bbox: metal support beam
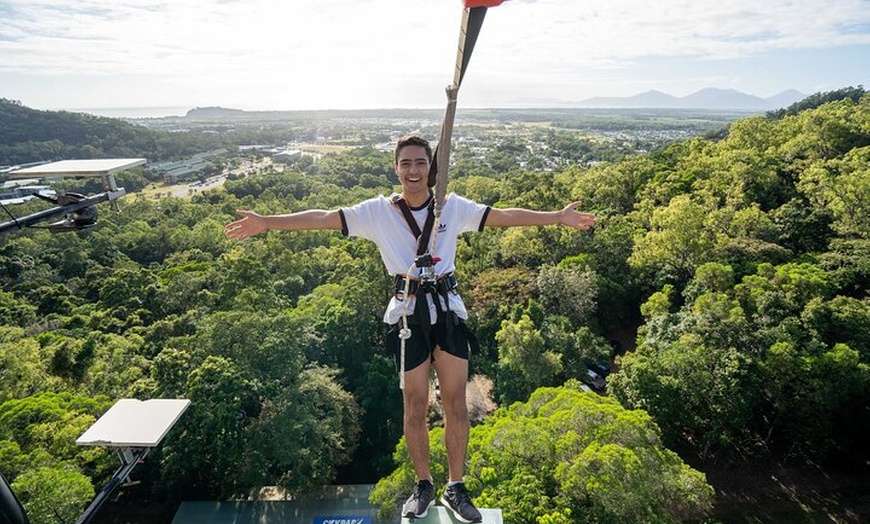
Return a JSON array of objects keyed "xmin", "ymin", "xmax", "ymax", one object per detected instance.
[{"xmin": 74, "ymin": 447, "xmax": 149, "ymax": 524}]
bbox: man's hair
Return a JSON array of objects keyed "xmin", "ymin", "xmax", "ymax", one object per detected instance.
[{"xmin": 394, "ymin": 135, "xmax": 432, "ymax": 165}]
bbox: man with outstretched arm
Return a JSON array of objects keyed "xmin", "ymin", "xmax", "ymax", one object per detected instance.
[{"xmin": 225, "ymin": 135, "xmax": 595, "ymax": 523}]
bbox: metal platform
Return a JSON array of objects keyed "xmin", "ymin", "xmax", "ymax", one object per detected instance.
[
  {"xmin": 6, "ymin": 159, "xmax": 146, "ymax": 179},
  {"xmin": 402, "ymin": 507, "xmax": 502, "ymax": 524}
]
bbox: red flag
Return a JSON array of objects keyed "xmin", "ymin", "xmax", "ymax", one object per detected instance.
[{"xmin": 464, "ymin": 0, "xmax": 507, "ymax": 7}]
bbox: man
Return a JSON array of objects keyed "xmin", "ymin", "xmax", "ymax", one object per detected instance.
[{"xmin": 225, "ymin": 135, "xmax": 595, "ymax": 523}]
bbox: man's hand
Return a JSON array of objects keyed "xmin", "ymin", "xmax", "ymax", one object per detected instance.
[
  {"xmin": 225, "ymin": 210, "xmax": 266, "ymax": 240},
  {"xmin": 560, "ymin": 201, "xmax": 596, "ymax": 230}
]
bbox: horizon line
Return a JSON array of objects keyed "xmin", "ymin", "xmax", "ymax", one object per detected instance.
[{"xmin": 41, "ymin": 86, "xmax": 821, "ymax": 116}]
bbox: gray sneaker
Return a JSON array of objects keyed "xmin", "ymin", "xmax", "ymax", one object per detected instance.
[
  {"xmin": 440, "ymin": 483, "xmax": 482, "ymax": 523},
  {"xmin": 402, "ymin": 479, "xmax": 435, "ymax": 519}
]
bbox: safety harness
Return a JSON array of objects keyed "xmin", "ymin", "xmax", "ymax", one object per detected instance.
[{"xmin": 392, "ymin": 194, "xmax": 459, "ymax": 389}]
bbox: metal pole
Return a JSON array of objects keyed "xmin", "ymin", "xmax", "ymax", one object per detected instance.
[
  {"xmin": 0, "ymin": 190, "xmax": 124, "ymax": 235},
  {"xmin": 74, "ymin": 448, "xmax": 149, "ymax": 524}
]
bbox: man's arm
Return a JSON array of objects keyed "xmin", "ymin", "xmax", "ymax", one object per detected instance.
[
  {"xmin": 484, "ymin": 201, "xmax": 596, "ymax": 230},
  {"xmin": 225, "ymin": 209, "xmax": 342, "ymax": 240}
]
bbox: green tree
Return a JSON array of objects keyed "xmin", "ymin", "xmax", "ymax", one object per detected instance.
[
  {"xmin": 371, "ymin": 383, "xmax": 714, "ymax": 523},
  {"xmin": 0, "ymin": 393, "xmax": 109, "ymax": 460},
  {"xmin": 465, "ymin": 266, "xmax": 538, "ymax": 374},
  {"xmin": 585, "ymin": 215, "xmax": 640, "ymax": 331},
  {"xmin": 614, "ymin": 259, "xmax": 870, "ymax": 461},
  {"xmin": 496, "ymin": 313, "xmax": 561, "ymax": 404},
  {"xmin": 568, "ymin": 157, "xmax": 659, "ymax": 215},
  {"xmin": 799, "ymin": 146, "xmax": 870, "ymax": 237},
  {"xmin": 161, "ymin": 356, "xmax": 260, "ymax": 498},
  {"xmin": 536, "ymin": 264, "xmax": 598, "ymax": 327},
  {"xmin": 11, "ymin": 466, "xmax": 94, "ymax": 524},
  {"xmin": 610, "ymin": 334, "xmax": 755, "ymax": 457},
  {"xmin": 758, "ymin": 341, "xmax": 867, "ymax": 456},
  {"xmin": 0, "ymin": 290, "xmax": 37, "ymax": 327},
  {"xmin": 630, "ymin": 194, "xmax": 716, "ymax": 285},
  {"xmin": 770, "ymin": 197, "xmax": 833, "ymax": 254},
  {"xmin": 193, "ymin": 310, "xmax": 306, "ymax": 386},
  {"xmin": 0, "ymin": 330, "xmax": 58, "ymax": 402},
  {"xmin": 245, "ymin": 366, "xmax": 361, "ymax": 492}
]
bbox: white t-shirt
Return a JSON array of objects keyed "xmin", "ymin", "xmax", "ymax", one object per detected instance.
[{"xmin": 340, "ymin": 192, "xmax": 490, "ymax": 324}]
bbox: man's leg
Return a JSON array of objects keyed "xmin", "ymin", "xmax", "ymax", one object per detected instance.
[
  {"xmin": 433, "ymin": 347, "xmax": 482, "ymax": 523},
  {"xmin": 432, "ymin": 347, "xmax": 469, "ymax": 482},
  {"xmin": 403, "ymin": 359, "xmax": 433, "ymax": 482},
  {"xmin": 401, "ymin": 359, "xmax": 437, "ymax": 518}
]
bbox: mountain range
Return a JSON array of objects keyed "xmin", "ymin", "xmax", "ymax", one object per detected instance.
[{"xmin": 577, "ymin": 88, "xmax": 807, "ymax": 110}]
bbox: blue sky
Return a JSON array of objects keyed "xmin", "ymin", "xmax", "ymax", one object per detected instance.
[{"xmin": 1, "ymin": 0, "xmax": 868, "ymax": 115}]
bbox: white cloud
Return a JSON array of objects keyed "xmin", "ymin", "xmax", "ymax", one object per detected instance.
[
  {"xmin": 455, "ymin": 0, "xmax": 870, "ymax": 101},
  {"xmin": 0, "ymin": 0, "xmax": 868, "ymax": 109},
  {"xmin": 476, "ymin": 0, "xmax": 870, "ymax": 68}
]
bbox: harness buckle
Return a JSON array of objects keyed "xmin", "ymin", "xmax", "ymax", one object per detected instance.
[{"xmin": 395, "ymin": 272, "xmax": 457, "ymax": 297}]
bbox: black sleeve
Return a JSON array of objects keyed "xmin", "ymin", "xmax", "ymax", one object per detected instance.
[
  {"xmin": 478, "ymin": 206, "xmax": 492, "ymax": 231},
  {"xmin": 338, "ymin": 209, "xmax": 349, "ymax": 236}
]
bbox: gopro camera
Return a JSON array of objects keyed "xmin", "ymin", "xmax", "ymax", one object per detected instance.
[{"xmin": 416, "ymin": 253, "xmax": 437, "ymax": 285}]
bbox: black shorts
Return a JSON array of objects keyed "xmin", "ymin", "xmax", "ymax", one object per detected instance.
[{"xmin": 386, "ymin": 313, "xmax": 476, "ymax": 372}]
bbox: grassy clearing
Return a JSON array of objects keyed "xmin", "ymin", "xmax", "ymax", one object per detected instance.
[{"xmin": 138, "ymin": 182, "xmax": 191, "ymax": 199}]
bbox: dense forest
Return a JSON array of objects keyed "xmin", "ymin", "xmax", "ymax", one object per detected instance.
[
  {"xmin": 1, "ymin": 88, "xmax": 868, "ymax": 523},
  {"xmin": 0, "ymin": 99, "xmax": 234, "ymax": 165}
]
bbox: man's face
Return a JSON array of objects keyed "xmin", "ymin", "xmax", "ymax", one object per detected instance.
[{"xmin": 395, "ymin": 145, "xmax": 430, "ymax": 196}]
